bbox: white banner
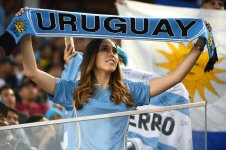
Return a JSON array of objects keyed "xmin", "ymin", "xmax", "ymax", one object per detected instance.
[
  {"xmin": 117, "ymin": 1, "xmax": 226, "ymax": 150},
  {"xmin": 122, "ymin": 66, "xmax": 192, "ymax": 150}
]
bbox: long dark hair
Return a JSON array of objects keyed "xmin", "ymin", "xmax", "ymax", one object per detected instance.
[{"xmin": 73, "ymin": 39, "xmax": 134, "ymax": 109}]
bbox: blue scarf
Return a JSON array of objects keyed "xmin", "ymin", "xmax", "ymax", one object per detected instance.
[{"xmin": 0, "ymin": 8, "xmax": 217, "ymax": 71}]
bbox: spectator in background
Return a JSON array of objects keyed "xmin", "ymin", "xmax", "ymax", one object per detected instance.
[
  {"xmin": 26, "ymin": 114, "xmax": 62, "ymax": 150},
  {"xmin": 14, "ymin": 53, "xmax": 25, "ymax": 86},
  {"xmin": 201, "ymin": 0, "xmax": 225, "ymax": 10},
  {"xmin": 0, "ymin": 57, "xmax": 18, "ymax": 90},
  {"xmin": 0, "ymin": 101, "xmax": 33, "ymax": 150},
  {"xmin": 47, "ymin": 63, "xmax": 63, "ymax": 78},
  {"xmin": 0, "ymin": 85, "xmax": 16, "ymax": 109},
  {"xmin": 7, "ymin": 107, "xmax": 19, "ymax": 125},
  {"xmin": 6, "ymin": 107, "xmax": 31, "ymax": 146},
  {"xmin": 38, "ymin": 43, "xmax": 52, "ymax": 71},
  {"xmin": 16, "ymin": 79, "xmax": 49, "ymax": 118},
  {"xmin": 0, "ymin": 101, "xmax": 8, "ymax": 126}
]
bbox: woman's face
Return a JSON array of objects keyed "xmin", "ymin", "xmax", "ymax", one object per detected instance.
[{"xmin": 94, "ymin": 39, "xmax": 119, "ymax": 73}]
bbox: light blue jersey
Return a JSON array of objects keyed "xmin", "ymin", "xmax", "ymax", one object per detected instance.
[{"xmin": 49, "ymin": 78, "xmax": 149, "ymax": 150}]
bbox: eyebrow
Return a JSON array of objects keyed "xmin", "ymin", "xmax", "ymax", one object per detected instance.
[
  {"xmin": 100, "ymin": 45, "xmax": 109, "ymax": 47},
  {"xmin": 100, "ymin": 44, "xmax": 116, "ymax": 48}
]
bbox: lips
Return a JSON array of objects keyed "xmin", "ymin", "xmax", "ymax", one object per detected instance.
[{"xmin": 106, "ymin": 58, "xmax": 116, "ymax": 64}]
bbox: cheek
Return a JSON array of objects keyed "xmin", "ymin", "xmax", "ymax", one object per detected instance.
[
  {"xmin": 95, "ymin": 54, "xmax": 105, "ymax": 67},
  {"xmin": 116, "ymin": 55, "xmax": 119, "ymax": 63}
]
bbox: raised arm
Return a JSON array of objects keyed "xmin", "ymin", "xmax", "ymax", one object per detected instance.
[
  {"xmin": 18, "ymin": 8, "xmax": 56, "ymax": 95},
  {"xmin": 21, "ymin": 35, "xmax": 56, "ymax": 95},
  {"xmin": 149, "ymin": 37, "xmax": 206, "ymax": 97},
  {"xmin": 64, "ymin": 37, "xmax": 77, "ymax": 64}
]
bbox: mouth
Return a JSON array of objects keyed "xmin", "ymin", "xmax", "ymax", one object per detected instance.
[{"xmin": 106, "ymin": 58, "xmax": 116, "ymax": 64}]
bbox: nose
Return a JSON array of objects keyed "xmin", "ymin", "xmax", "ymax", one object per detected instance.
[{"xmin": 108, "ymin": 49, "xmax": 115, "ymax": 56}]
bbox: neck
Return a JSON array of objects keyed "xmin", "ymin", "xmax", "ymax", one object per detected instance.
[{"xmin": 94, "ymin": 70, "xmax": 111, "ymax": 89}]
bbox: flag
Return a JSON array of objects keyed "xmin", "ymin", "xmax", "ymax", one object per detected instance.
[
  {"xmin": 116, "ymin": 1, "xmax": 226, "ymax": 150},
  {"xmin": 122, "ymin": 66, "xmax": 192, "ymax": 150}
]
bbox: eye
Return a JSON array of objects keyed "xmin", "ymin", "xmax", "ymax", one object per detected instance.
[
  {"xmin": 112, "ymin": 48, "xmax": 117, "ymax": 54},
  {"xmin": 100, "ymin": 47, "xmax": 108, "ymax": 52}
]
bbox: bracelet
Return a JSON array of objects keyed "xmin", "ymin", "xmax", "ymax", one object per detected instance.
[{"xmin": 194, "ymin": 43, "xmax": 204, "ymax": 52}]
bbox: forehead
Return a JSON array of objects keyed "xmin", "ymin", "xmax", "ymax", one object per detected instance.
[
  {"xmin": 100, "ymin": 39, "xmax": 116, "ymax": 47},
  {"xmin": 206, "ymin": 0, "xmax": 224, "ymax": 2},
  {"xmin": 8, "ymin": 111, "xmax": 18, "ymax": 116}
]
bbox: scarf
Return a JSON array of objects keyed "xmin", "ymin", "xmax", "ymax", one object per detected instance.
[{"xmin": 0, "ymin": 8, "xmax": 217, "ymax": 71}]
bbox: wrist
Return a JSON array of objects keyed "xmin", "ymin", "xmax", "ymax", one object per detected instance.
[
  {"xmin": 64, "ymin": 60, "xmax": 69, "ymax": 64},
  {"xmin": 194, "ymin": 43, "xmax": 204, "ymax": 52},
  {"xmin": 196, "ymin": 37, "xmax": 206, "ymax": 47}
]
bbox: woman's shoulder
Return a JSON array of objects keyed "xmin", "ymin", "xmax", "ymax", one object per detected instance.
[
  {"xmin": 123, "ymin": 79, "xmax": 147, "ymax": 85},
  {"xmin": 56, "ymin": 78, "xmax": 79, "ymax": 87}
]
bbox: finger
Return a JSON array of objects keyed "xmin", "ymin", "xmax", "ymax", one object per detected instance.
[
  {"xmin": 69, "ymin": 46, "xmax": 75, "ymax": 54},
  {"xmin": 67, "ymin": 45, "xmax": 74, "ymax": 54},
  {"xmin": 16, "ymin": 11, "xmax": 21, "ymax": 16},
  {"xmin": 69, "ymin": 51, "xmax": 78, "ymax": 58},
  {"xmin": 20, "ymin": 8, "xmax": 24, "ymax": 13},
  {"xmin": 65, "ymin": 44, "xmax": 72, "ymax": 53},
  {"xmin": 24, "ymin": 6, "xmax": 28, "ymax": 11}
]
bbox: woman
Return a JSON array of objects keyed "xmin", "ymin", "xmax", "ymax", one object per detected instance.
[{"xmin": 17, "ymin": 7, "xmax": 209, "ymax": 150}]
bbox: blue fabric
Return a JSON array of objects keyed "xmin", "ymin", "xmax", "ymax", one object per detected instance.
[
  {"xmin": 128, "ymin": 132, "xmax": 177, "ymax": 150},
  {"xmin": 49, "ymin": 78, "xmax": 149, "ymax": 150},
  {"xmin": 193, "ymin": 131, "xmax": 226, "ymax": 150},
  {"xmin": 5, "ymin": 8, "xmax": 216, "ymax": 64},
  {"xmin": 150, "ymin": 91, "xmax": 190, "ymax": 116},
  {"xmin": 61, "ymin": 52, "xmax": 83, "ymax": 80},
  {"xmin": 60, "ymin": 53, "xmax": 192, "ymax": 150},
  {"xmin": 45, "ymin": 107, "xmax": 62, "ymax": 120},
  {"xmin": 117, "ymin": 46, "xmax": 128, "ymax": 65},
  {"xmin": 155, "ymin": 0, "xmax": 200, "ymax": 8}
]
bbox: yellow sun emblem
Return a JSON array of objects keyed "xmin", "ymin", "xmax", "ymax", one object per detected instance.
[
  {"xmin": 155, "ymin": 42, "xmax": 226, "ymax": 102},
  {"xmin": 208, "ymin": 34, "xmax": 213, "ymax": 46},
  {"xmin": 15, "ymin": 21, "xmax": 25, "ymax": 33}
]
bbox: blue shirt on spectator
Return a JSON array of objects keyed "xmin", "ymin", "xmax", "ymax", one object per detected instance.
[{"xmin": 49, "ymin": 77, "xmax": 150, "ymax": 150}]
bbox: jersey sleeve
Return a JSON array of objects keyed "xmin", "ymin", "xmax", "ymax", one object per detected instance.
[
  {"xmin": 125, "ymin": 80, "xmax": 150, "ymax": 106},
  {"xmin": 48, "ymin": 79, "xmax": 77, "ymax": 110}
]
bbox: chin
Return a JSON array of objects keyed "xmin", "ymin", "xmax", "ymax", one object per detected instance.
[{"xmin": 105, "ymin": 67, "xmax": 117, "ymax": 73}]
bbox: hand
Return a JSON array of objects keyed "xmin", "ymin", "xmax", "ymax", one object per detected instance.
[
  {"xmin": 15, "ymin": 7, "xmax": 28, "ymax": 16},
  {"xmin": 64, "ymin": 43, "xmax": 77, "ymax": 64},
  {"xmin": 205, "ymin": 21, "xmax": 212, "ymax": 32},
  {"xmin": 195, "ymin": 21, "xmax": 212, "ymax": 48}
]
